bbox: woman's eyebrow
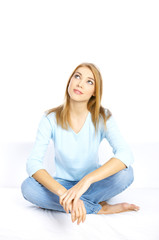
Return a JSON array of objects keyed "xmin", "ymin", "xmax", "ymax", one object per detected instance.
[
  {"xmin": 75, "ymin": 71, "xmax": 82, "ymax": 75},
  {"xmin": 88, "ymin": 77, "xmax": 95, "ymax": 82},
  {"xmin": 75, "ymin": 72, "xmax": 95, "ymax": 81}
]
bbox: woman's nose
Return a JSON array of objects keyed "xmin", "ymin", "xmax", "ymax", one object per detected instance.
[{"xmin": 77, "ymin": 80, "xmax": 84, "ymax": 87}]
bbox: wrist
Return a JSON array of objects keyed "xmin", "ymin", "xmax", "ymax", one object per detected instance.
[
  {"xmin": 57, "ymin": 188, "xmax": 67, "ymax": 197},
  {"xmin": 56, "ymin": 185, "xmax": 68, "ymax": 197},
  {"xmin": 82, "ymin": 174, "xmax": 94, "ymax": 185}
]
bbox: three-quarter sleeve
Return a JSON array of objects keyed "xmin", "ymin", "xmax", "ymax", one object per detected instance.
[
  {"xmin": 26, "ymin": 114, "xmax": 53, "ymax": 177},
  {"xmin": 101, "ymin": 114, "xmax": 134, "ymax": 167}
]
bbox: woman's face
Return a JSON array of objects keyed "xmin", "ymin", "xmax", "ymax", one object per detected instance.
[{"xmin": 68, "ymin": 67, "xmax": 96, "ymax": 103}]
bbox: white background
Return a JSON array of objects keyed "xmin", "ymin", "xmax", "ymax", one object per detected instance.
[
  {"xmin": 0, "ymin": 4, "xmax": 159, "ymax": 239},
  {"xmin": 0, "ymin": 0, "xmax": 158, "ymax": 144}
]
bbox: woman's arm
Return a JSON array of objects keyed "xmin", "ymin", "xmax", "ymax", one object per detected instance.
[
  {"xmin": 83, "ymin": 157, "xmax": 126, "ymax": 185},
  {"xmin": 27, "ymin": 114, "xmax": 67, "ymax": 195},
  {"xmin": 83, "ymin": 114, "xmax": 134, "ymax": 184},
  {"xmin": 32, "ymin": 169, "xmax": 67, "ymax": 196},
  {"xmin": 26, "ymin": 114, "xmax": 54, "ymax": 177},
  {"xmin": 102, "ymin": 114, "xmax": 134, "ymax": 167}
]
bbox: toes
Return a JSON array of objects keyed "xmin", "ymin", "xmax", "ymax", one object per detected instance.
[
  {"xmin": 129, "ymin": 204, "xmax": 140, "ymax": 211},
  {"xmin": 133, "ymin": 205, "xmax": 140, "ymax": 211},
  {"xmin": 121, "ymin": 203, "xmax": 140, "ymax": 211}
]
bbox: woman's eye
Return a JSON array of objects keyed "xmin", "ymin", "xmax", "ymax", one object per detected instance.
[
  {"xmin": 74, "ymin": 74, "xmax": 80, "ymax": 79},
  {"xmin": 88, "ymin": 80, "xmax": 93, "ymax": 85}
]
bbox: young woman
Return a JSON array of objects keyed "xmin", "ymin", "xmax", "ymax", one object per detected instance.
[{"xmin": 21, "ymin": 63, "xmax": 140, "ymax": 225}]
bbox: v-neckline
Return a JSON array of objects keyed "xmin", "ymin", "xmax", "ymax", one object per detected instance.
[{"xmin": 69, "ymin": 111, "xmax": 90, "ymax": 135}]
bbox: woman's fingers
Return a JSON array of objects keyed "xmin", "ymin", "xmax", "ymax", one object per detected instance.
[
  {"xmin": 59, "ymin": 190, "xmax": 68, "ymax": 206},
  {"xmin": 62, "ymin": 198, "xmax": 70, "ymax": 213},
  {"xmin": 82, "ymin": 203, "xmax": 86, "ymax": 223},
  {"xmin": 72, "ymin": 208, "xmax": 79, "ymax": 223},
  {"xmin": 77, "ymin": 206, "xmax": 83, "ymax": 225},
  {"xmin": 80, "ymin": 201, "xmax": 86, "ymax": 223},
  {"xmin": 63, "ymin": 201, "xmax": 72, "ymax": 214},
  {"xmin": 60, "ymin": 195, "xmax": 72, "ymax": 214},
  {"xmin": 71, "ymin": 200, "xmax": 86, "ymax": 225},
  {"xmin": 71, "ymin": 209, "xmax": 76, "ymax": 222},
  {"xmin": 62, "ymin": 191, "xmax": 75, "ymax": 213},
  {"xmin": 65, "ymin": 202, "xmax": 69, "ymax": 213},
  {"xmin": 67, "ymin": 202, "xmax": 73, "ymax": 214}
]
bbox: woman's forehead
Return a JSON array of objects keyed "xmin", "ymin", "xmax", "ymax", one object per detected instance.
[{"xmin": 75, "ymin": 66, "xmax": 94, "ymax": 78}]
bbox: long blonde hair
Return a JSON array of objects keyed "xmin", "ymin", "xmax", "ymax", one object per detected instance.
[{"xmin": 45, "ymin": 63, "xmax": 112, "ymax": 135}]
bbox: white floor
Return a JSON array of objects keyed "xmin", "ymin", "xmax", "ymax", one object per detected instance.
[{"xmin": 0, "ymin": 187, "xmax": 159, "ymax": 240}]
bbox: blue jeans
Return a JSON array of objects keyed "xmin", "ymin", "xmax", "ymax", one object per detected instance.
[{"xmin": 21, "ymin": 166, "xmax": 134, "ymax": 214}]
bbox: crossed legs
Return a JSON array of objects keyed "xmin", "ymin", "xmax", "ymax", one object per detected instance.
[{"xmin": 21, "ymin": 166, "xmax": 140, "ymax": 214}]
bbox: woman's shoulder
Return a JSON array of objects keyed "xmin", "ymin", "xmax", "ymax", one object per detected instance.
[
  {"xmin": 103, "ymin": 107, "xmax": 112, "ymax": 118},
  {"xmin": 44, "ymin": 110, "xmax": 56, "ymax": 118},
  {"xmin": 98, "ymin": 107, "xmax": 113, "ymax": 130},
  {"xmin": 100, "ymin": 107, "xmax": 112, "ymax": 120},
  {"xmin": 42, "ymin": 111, "xmax": 57, "ymax": 127}
]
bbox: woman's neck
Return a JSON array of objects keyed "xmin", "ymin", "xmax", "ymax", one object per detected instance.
[{"xmin": 69, "ymin": 101, "xmax": 89, "ymax": 118}]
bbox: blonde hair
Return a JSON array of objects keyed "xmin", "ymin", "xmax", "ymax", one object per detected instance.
[{"xmin": 45, "ymin": 62, "xmax": 112, "ymax": 135}]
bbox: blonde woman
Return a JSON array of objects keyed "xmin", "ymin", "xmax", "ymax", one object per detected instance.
[{"xmin": 21, "ymin": 63, "xmax": 140, "ymax": 225}]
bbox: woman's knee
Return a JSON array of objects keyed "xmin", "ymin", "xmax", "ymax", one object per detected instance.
[
  {"xmin": 21, "ymin": 177, "xmax": 37, "ymax": 201},
  {"xmin": 126, "ymin": 165, "xmax": 134, "ymax": 183},
  {"xmin": 118, "ymin": 165, "xmax": 134, "ymax": 188}
]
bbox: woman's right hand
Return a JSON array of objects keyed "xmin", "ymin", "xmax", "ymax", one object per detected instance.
[{"xmin": 71, "ymin": 199, "xmax": 86, "ymax": 225}]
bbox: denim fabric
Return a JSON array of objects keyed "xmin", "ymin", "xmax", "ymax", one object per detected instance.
[{"xmin": 21, "ymin": 166, "xmax": 134, "ymax": 214}]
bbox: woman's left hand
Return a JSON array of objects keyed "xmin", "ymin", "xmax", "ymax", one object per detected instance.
[{"xmin": 59, "ymin": 177, "xmax": 91, "ymax": 214}]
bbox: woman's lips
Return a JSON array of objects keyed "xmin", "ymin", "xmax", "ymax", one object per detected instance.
[{"xmin": 73, "ymin": 89, "xmax": 83, "ymax": 94}]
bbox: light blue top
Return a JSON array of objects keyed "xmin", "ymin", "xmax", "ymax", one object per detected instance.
[{"xmin": 26, "ymin": 109, "xmax": 134, "ymax": 181}]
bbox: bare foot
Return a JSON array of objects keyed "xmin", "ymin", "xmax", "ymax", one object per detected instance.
[{"xmin": 97, "ymin": 201, "xmax": 140, "ymax": 214}]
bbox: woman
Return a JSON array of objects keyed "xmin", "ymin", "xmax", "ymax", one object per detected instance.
[{"xmin": 21, "ymin": 63, "xmax": 140, "ymax": 225}]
